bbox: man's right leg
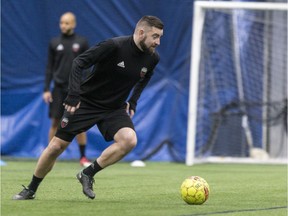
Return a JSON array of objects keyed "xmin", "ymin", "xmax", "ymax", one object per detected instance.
[
  {"xmin": 34, "ymin": 136, "xmax": 70, "ymax": 177},
  {"xmin": 51, "ymin": 119, "xmax": 90, "ymax": 167},
  {"xmin": 12, "ymin": 137, "xmax": 70, "ymax": 200}
]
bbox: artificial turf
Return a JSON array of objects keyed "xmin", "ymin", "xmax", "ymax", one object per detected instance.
[{"xmin": 1, "ymin": 160, "xmax": 287, "ymax": 216}]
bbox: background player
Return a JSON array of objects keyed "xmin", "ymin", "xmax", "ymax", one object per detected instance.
[{"xmin": 43, "ymin": 12, "xmax": 91, "ymax": 167}]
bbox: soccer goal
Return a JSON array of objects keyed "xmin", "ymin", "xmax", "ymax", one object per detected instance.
[{"xmin": 186, "ymin": 1, "xmax": 287, "ymax": 165}]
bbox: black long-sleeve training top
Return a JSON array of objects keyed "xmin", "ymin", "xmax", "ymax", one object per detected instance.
[
  {"xmin": 44, "ymin": 33, "xmax": 89, "ymax": 91},
  {"xmin": 68, "ymin": 35, "xmax": 160, "ymax": 112}
]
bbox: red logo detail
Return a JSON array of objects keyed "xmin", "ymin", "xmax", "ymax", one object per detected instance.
[
  {"xmin": 61, "ymin": 118, "xmax": 69, "ymax": 128},
  {"xmin": 140, "ymin": 67, "xmax": 147, "ymax": 78}
]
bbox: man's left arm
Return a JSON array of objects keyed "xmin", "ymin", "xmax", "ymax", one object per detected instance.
[{"xmin": 127, "ymin": 71, "xmax": 154, "ymax": 114}]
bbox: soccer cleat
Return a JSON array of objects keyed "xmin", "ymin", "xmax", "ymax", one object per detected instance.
[
  {"xmin": 80, "ymin": 157, "xmax": 92, "ymax": 167},
  {"xmin": 12, "ymin": 185, "xmax": 35, "ymax": 200},
  {"xmin": 76, "ymin": 171, "xmax": 95, "ymax": 199}
]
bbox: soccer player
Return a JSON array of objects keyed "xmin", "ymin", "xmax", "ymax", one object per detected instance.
[
  {"xmin": 13, "ymin": 15, "xmax": 164, "ymax": 200},
  {"xmin": 42, "ymin": 12, "xmax": 91, "ymax": 167}
]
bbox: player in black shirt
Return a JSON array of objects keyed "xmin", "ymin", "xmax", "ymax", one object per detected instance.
[
  {"xmin": 43, "ymin": 12, "xmax": 91, "ymax": 167},
  {"xmin": 13, "ymin": 15, "xmax": 164, "ymax": 200}
]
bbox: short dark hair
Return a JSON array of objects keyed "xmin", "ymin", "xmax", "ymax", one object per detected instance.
[{"xmin": 137, "ymin": 15, "xmax": 164, "ymax": 30}]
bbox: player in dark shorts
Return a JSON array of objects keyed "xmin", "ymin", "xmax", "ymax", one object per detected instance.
[
  {"xmin": 43, "ymin": 12, "xmax": 91, "ymax": 167},
  {"xmin": 13, "ymin": 15, "xmax": 164, "ymax": 200}
]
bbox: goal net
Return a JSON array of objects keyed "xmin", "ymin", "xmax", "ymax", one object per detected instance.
[{"xmin": 186, "ymin": 1, "xmax": 287, "ymax": 165}]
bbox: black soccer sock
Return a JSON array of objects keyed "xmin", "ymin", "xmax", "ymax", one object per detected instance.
[
  {"xmin": 83, "ymin": 159, "xmax": 103, "ymax": 177},
  {"xmin": 79, "ymin": 144, "xmax": 86, "ymax": 158},
  {"xmin": 28, "ymin": 175, "xmax": 43, "ymax": 192}
]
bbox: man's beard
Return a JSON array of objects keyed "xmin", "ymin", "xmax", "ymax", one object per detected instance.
[{"xmin": 139, "ymin": 37, "xmax": 155, "ymax": 55}]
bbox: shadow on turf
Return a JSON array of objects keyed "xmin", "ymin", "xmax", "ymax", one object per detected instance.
[{"xmin": 179, "ymin": 206, "xmax": 288, "ymax": 216}]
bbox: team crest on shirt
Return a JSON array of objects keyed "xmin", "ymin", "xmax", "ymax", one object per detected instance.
[
  {"xmin": 61, "ymin": 117, "xmax": 69, "ymax": 128},
  {"xmin": 140, "ymin": 67, "xmax": 148, "ymax": 78},
  {"xmin": 72, "ymin": 43, "xmax": 80, "ymax": 52},
  {"xmin": 56, "ymin": 44, "xmax": 64, "ymax": 51}
]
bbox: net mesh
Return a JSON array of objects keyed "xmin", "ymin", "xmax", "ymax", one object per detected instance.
[{"xmin": 195, "ymin": 8, "xmax": 287, "ymax": 159}]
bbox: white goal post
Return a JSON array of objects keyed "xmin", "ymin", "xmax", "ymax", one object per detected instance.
[{"xmin": 186, "ymin": 1, "xmax": 287, "ymax": 166}]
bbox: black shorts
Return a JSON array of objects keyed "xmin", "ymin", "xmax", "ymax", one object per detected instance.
[
  {"xmin": 49, "ymin": 86, "xmax": 67, "ymax": 119},
  {"xmin": 55, "ymin": 101, "xmax": 135, "ymax": 142}
]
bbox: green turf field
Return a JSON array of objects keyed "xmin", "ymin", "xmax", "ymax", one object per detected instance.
[{"xmin": 1, "ymin": 160, "xmax": 287, "ymax": 216}]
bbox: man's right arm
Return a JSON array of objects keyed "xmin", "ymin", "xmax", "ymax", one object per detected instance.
[{"xmin": 64, "ymin": 39, "xmax": 116, "ymax": 108}]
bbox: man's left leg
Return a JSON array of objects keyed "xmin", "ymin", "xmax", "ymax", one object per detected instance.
[{"xmin": 77, "ymin": 127, "xmax": 137, "ymax": 199}]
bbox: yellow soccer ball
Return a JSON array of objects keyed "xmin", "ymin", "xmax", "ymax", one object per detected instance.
[{"xmin": 180, "ymin": 176, "xmax": 210, "ymax": 205}]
